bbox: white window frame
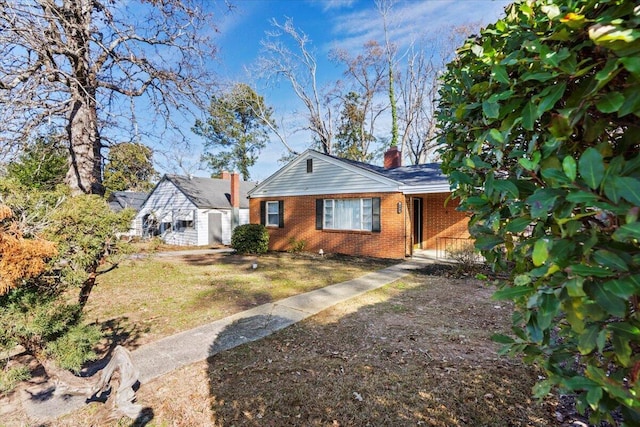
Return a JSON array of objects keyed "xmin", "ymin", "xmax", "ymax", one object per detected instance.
[
  {"xmin": 323, "ymin": 198, "xmax": 373, "ymax": 231},
  {"xmin": 266, "ymin": 201, "xmax": 280, "ymax": 227}
]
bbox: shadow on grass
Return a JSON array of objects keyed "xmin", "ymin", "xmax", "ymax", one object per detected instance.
[
  {"xmin": 205, "ymin": 277, "xmax": 555, "ymax": 426},
  {"xmin": 87, "ymin": 317, "xmax": 144, "ymax": 373}
]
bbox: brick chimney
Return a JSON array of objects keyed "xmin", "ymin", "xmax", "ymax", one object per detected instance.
[
  {"xmin": 230, "ymin": 172, "xmax": 240, "ymax": 208},
  {"xmin": 220, "ymin": 171, "xmax": 231, "ymax": 180},
  {"xmin": 384, "ymin": 146, "xmax": 402, "ymax": 169}
]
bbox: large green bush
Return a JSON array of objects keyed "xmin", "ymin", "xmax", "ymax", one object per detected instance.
[
  {"xmin": 0, "ymin": 181, "xmax": 132, "ymax": 377},
  {"xmin": 437, "ymin": 0, "xmax": 639, "ymax": 424},
  {"xmin": 231, "ymin": 224, "xmax": 269, "ymax": 254}
]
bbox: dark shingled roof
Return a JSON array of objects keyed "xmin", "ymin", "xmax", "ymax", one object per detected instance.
[
  {"xmin": 324, "ymin": 152, "xmax": 448, "ymax": 187},
  {"xmin": 165, "ymin": 175, "xmax": 256, "ymax": 209},
  {"xmin": 108, "ymin": 191, "xmax": 148, "ymax": 212}
]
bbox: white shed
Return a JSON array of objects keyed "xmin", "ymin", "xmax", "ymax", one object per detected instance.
[{"xmin": 135, "ymin": 173, "xmax": 256, "ymax": 246}]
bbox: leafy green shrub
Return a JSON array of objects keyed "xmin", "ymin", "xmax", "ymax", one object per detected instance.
[
  {"xmin": 438, "ymin": 0, "xmax": 640, "ymax": 424},
  {"xmin": 0, "ymin": 286, "xmax": 100, "ymax": 372},
  {"xmin": 45, "ymin": 323, "xmax": 101, "ymax": 373},
  {"xmin": 0, "ymin": 182, "xmax": 131, "ymax": 372},
  {"xmin": 287, "ymin": 237, "xmax": 307, "ymax": 253},
  {"xmin": 231, "ymin": 224, "xmax": 269, "ymax": 254}
]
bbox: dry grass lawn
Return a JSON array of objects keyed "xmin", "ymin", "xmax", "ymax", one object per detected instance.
[
  {"xmin": 85, "ymin": 251, "xmax": 396, "ymax": 351},
  {"xmin": 47, "ymin": 263, "xmax": 564, "ymax": 427}
]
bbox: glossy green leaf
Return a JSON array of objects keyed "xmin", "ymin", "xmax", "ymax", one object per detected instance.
[
  {"xmin": 491, "ymin": 64, "xmax": 510, "ymax": 84},
  {"xmin": 505, "ymin": 217, "xmax": 532, "ymax": 233},
  {"xmin": 620, "ymin": 57, "xmax": 640, "ymax": 76},
  {"xmin": 596, "ymin": 91, "xmax": 625, "ymax": 113},
  {"xmin": 578, "ymin": 325, "xmax": 599, "ymax": 354},
  {"xmin": 474, "ymin": 235, "xmax": 503, "ymax": 250},
  {"xmin": 526, "ymin": 189, "xmax": 560, "ymax": 219},
  {"xmin": 612, "ymin": 222, "xmax": 640, "ymax": 242},
  {"xmin": 612, "ymin": 334, "xmax": 631, "ymax": 367},
  {"xmin": 522, "ymin": 100, "xmax": 537, "ymax": 131},
  {"xmin": 569, "ymin": 265, "xmax": 615, "ymax": 278},
  {"xmin": 565, "ymin": 278, "xmax": 586, "ymax": 297},
  {"xmin": 608, "ymin": 322, "xmax": 640, "ymax": 339},
  {"xmin": 562, "ymin": 156, "xmax": 577, "ymax": 181},
  {"xmin": 604, "ymin": 274, "xmax": 640, "ymax": 299},
  {"xmin": 532, "ymin": 238, "xmax": 549, "ymax": 266},
  {"xmin": 613, "ymin": 176, "xmax": 640, "ymax": 205},
  {"xmin": 578, "ymin": 148, "xmax": 605, "ymax": 189},
  {"xmin": 488, "ymin": 128, "xmax": 504, "ymax": 144},
  {"xmin": 586, "ymin": 386, "xmax": 603, "ymax": 410},
  {"xmin": 537, "ymin": 82, "xmax": 566, "ymax": 115},
  {"xmin": 588, "ymin": 284, "xmax": 627, "ymax": 317},
  {"xmin": 537, "ymin": 293, "xmax": 560, "ymax": 330},
  {"xmin": 596, "ymin": 250, "xmax": 628, "ymax": 272},
  {"xmin": 493, "ymin": 286, "xmax": 534, "ymax": 300},
  {"xmin": 492, "ymin": 179, "xmax": 519, "ymax": 198},
  {"xmin": 566, "ymin": 191, "xmax": 599, "ymax": 203},
  {"xmin": 483, "ymin": 100, "xmax": 500, "ymax": 119},
  {"xmin": 491, "ymin": 333, "xmax": 515, "ymax": 344}
]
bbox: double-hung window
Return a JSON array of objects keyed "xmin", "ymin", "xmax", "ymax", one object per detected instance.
[
  {"xmin": 319, "ymin": 198, "xmax": 379, "ymax": 231},
  {"xmin": 266, "ymin": 201, "xmax": 280, "ymax": 227},
  {"xmin": 260, "ymin": 200, "xmax": 284, "ymax": 228}
]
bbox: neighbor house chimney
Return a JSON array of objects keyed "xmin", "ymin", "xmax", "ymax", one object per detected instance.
[
  {"xmin": 230, "ymin": 172, "xmax": 240, "ymax": 208},
  {"xmin": 384, "ymin": 146, "xmax": 402, "ymax": 169},
  {"xmin": 220, "ymin": 171, "xmax": 231, "ymax": 180}
]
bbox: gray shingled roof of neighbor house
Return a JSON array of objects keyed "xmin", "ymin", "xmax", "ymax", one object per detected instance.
[
  {"xmin": 164, "ymin": 175, "xmax": 256, "ymax": 209},
  {"xmin": 108, "ymin": 191, "xmax": 149, "ymax": 212}
]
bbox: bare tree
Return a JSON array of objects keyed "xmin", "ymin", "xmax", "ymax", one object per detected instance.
[
  {"xmin": 256, "ymin": 17, "xmax": 335, "ymax": 154},
  {"xmin": 398, "ymin": 41, "xmax": 440, "ymax": 164},
  {"xmin": 376, "ymin": 0, "xmax": 399, "ymax": 149},
  {"xmin": 398, "ymin": 26, "xmax": 477, "ymax": 164},
  {"xmin": 0, "ymin": 0, "xmax": 222, "ymax": 195},
  {"xmin": 330, "ymin": 40, "xmax": 388, "ymax": 160}
]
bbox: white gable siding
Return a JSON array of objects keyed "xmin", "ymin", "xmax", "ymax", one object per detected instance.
[
  {"xmin": 251, "ymin": 154, "xmax": 399, "ymax": 198},
  {"xmin": 135, "ymin": 180, "xmax": 202, "ymax": 246}
]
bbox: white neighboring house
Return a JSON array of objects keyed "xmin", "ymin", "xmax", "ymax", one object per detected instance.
[
  {"xmin": 134, "ymin": 172, "xmax": 256, "ymax": 246},
  {"xmin": 107, "ymin": 191, "xmax": 149, "ymax": 237}
]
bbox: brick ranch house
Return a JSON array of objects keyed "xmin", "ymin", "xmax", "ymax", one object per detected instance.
[{"xmin": 247, "ymin": 148, "xmax": 469, "ymax": 259}]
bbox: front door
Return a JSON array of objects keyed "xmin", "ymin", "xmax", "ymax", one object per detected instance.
[
  {"xmin": 413, "ymin": 198, "xmax": 423, "ymax": 249},
  {"xmin": 208, "ymin": 212, "xmax": 222, "ymax": 245}
]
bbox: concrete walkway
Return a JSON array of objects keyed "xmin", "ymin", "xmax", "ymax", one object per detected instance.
[{"xmin": 20, "ymin": 257, "xmax": 432, "ymax": 422}]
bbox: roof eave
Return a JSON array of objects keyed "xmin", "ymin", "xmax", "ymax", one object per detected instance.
[{"xmin": 399, "ymin": 183, "xmax": 452, "ymax": 194}]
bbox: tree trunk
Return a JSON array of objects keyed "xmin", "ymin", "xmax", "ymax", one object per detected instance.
[
  {"xmin": 65, "ymin": 95, "xmax": 103, "ymax": 195},
  {"xmin": 78, "ymin": 269, "xmax": 97, "ymax": 309},
  {"xmin": 62, "ymin": 0, "xmax": 103, "ymax": 196}
]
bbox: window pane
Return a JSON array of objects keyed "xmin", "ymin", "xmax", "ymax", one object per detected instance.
[
  {"xmin": 362, "ymin": 199, "xmax": 372, "ymax": 230},
  {"xmin": 266, "ymin": 201, "xmax": 279, "ymax": 226},
  {"xmin": 323, "ymin": 200, "xmax": 333, "ymax": 228},
  {"xmin": 322, "ymin": 198, "xmax": 372, "ymax": 231}
]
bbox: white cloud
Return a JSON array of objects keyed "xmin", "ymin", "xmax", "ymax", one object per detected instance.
[
  {"xmin": 327, "ymin": 0, "xmax": 511, "ymax": 52},
  {"xmin": 308, "ymin": 0, "xmax": 359, "ymax": 12}
]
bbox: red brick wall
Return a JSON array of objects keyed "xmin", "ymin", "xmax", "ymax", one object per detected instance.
[
  {"xmin": 421, "ymin": 193, "xmax": 470, "ymax": 249},
  {"xmin": 250, "ymin": 192, "xmax": 408, "ymax": 259}
]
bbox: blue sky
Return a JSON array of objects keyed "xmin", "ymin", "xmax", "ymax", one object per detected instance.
[{"xmin": 170, "ymin": 0, "xmax": 512, "ymax": 181}]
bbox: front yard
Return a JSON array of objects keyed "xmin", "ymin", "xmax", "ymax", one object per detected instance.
[
  {"xmin": 85, "ymin": 251, "xmax": 397, "ymax": 351},
  {"xmin": 6, "ymin": 251, "xmax": 567, "ymax": 426}
]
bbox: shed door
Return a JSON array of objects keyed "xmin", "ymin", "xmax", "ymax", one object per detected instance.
[
  {"xmin": 413, "ymin": 198, "xmax": 423, "ymax": 249},
  {"xmin": 208, "ymin": 213, "xmax": 223, "ymax": 245}
]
